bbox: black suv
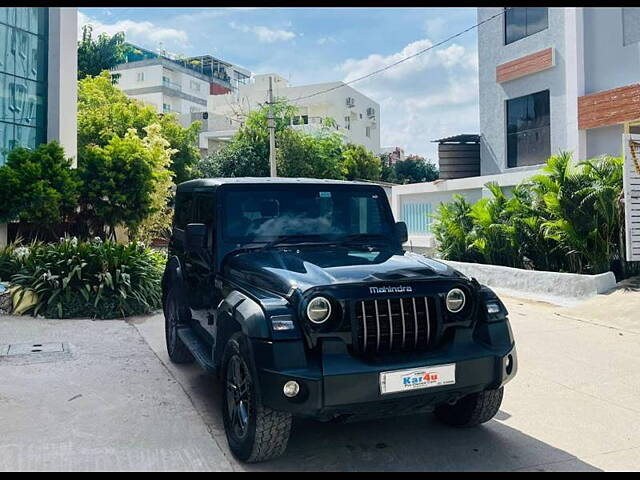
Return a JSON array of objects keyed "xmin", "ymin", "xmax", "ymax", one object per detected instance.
[{"xmin": 162, "ymin": 178, "xmax": 517, "ymax": 463}]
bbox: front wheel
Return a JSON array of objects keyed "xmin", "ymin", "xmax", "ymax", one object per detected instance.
[
  {"xmin": 221, "ymin": 335, "xmax": 292, "ymax": 463},
  {"xmin": 434, "ymin": 387, "xmax": 503, "ymax": 427}
]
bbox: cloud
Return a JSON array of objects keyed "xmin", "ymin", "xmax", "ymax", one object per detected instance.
[
  {"xmin": 229, "ymin": 21, "xmax": 296, "ymax": 43},
  {"xmin": 337, "ymin": 37, "xmax": 478, "ymax": 161},
  {"xmin": 317, "ymin": 36, "xmax": 338, "ymax": 45},
  {"xmin": 78, "ymin": 11, "xmax": 189, "ymax": 49}
]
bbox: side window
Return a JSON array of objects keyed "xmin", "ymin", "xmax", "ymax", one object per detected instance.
[
  {"xmin": 193, "ymin": 193, "xmax": 216, "ymax": 227},
  {"xmin": 193, "ymin": 193, "xmax": 216, "ymax": 248},
  {"xmin": 174, "ymin": 192, "xmax": 194, "ymax": 230}
]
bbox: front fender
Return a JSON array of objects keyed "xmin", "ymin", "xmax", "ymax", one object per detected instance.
[
  {"xmin": 219, "ymin": 290, "xmax": 271, "ymax": 339},
  {"xmin": 162, "ymin": 255, "xmax": 185, "ymax": 307}
]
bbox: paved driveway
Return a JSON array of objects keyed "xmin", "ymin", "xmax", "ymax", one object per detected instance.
[{"xmin": 1, "ymin": 284, "xmax": 640, "ymax": 471}]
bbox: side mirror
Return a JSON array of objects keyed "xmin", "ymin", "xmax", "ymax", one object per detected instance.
[
  {"xmin": 185, "ymin": 223, "xmax": 207, "ymax": 251},
  {"xmin": 394, "ymin": 221, "xmax": 408, "ymax": 244}
]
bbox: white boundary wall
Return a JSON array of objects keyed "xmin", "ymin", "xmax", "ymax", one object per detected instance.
[
  {"xmin": 442, "ymin": 260, "xmax": 617, "ymax": 306},
  {"xmin": 391, "ymin": 169, "xmax": 537, "ymax": 248}
]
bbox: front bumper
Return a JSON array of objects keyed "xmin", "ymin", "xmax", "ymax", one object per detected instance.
[{"xmin": 252, "ymin": 321, "xmax": 517, "ymax": 421}]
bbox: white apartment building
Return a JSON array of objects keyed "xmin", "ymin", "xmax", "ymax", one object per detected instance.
[
  {"xmin": 392, "ymin": 7, "xmax": 640, "ymax": 252},
  {"xmin": 112, "ymin": 43, "xmax": 251, "ymax": 120},
  {"xmin": 199, "ymin": 73, "xmax": 381, "ymax": 155},
  {"xmin": 1, "ymin": 7, "xmax": 77, "ymax": 247}
]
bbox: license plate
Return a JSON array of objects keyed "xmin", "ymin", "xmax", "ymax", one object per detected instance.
[{"xmin": 379, "ymin": 363, "xmax": 456, "ymax": 395}]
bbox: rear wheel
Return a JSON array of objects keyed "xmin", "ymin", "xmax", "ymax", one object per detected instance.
[
  {"xmin": 434, "ymin": 387, "xmax": 503, "ymax": 427},
  {"xmin": 164, "ymin": 286, "xmax": 194, "ymax": 364},
  {"xmin": 221, "ymin": 335, "xmax": 292, "ymax": 463}
]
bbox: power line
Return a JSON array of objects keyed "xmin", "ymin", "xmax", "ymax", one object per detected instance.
[{"xmin": 289, "ymin": 8, "xmax": 510, "ymax": 105}]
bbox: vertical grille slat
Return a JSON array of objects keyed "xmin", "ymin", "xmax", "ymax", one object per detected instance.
[
  {"xmin": 355, "ymin": 295, "xmax": 438, "ymax": 355},
  {"xmin": 374, "ymin": 300, "xmax": 381, "ymax": 352},
  {"xmin": 424, "ymin": 297, "xmax": 430, "ymax": 347},
  {"xmin": 400, "ymin": 298, "xmax": 406, "ymax": 349},
  {"xmin": 361, "ymin": 301, "xmax": 368, "ymax": 353},
  {"xmin": 412, "ymin": 298, "xmax": 418, "ymax": 348},
  {"xmin": 387, "ymin": 299, "xmax": 393, "ymax": 351}
]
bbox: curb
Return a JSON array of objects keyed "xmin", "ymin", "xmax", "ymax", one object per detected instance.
[{"xmin": 441, "ymin": 260, "xmax": 617, "ymax": 305}]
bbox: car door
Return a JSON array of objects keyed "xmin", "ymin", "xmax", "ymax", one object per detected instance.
[{"xmin": 186, "ymin": 191, "xmax": 218, "ymax": 337}]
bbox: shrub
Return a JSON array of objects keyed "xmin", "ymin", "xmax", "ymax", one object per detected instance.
[
  {"xmin": 433, "ymin": 153, "xmax": 633, "ymax": 276},
  {"xmin": 0, "ymin": 142, "xmax": 80, "ymax": 237},
  {"xmin": 8, "ymin": 238, "xmax": 165, "ymax": 319}
]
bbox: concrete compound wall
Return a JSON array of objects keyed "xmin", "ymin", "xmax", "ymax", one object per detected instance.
[{"xmin": 442, "ymin": 259, "xmax": 617, "ymax": 305}]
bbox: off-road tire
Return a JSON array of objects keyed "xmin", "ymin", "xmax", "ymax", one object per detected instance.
[
  {"xmin": 434, "ymin": 387, "xmax": 503, "ymax": 427},
  {"xmin": 164, "ymin": 286, "xmax": 194, "ymax": 364},
  {"xmin": 221, "ymin": 334, "xmax": 292, "ymax": 463}
]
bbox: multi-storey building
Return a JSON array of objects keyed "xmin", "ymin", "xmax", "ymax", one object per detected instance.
[
  {"xmin": 381, "ymin": 146, "xmax": 405, "ymax": 165},
  {"xmin": 392, "ymin": 7, "xmax": 640, "ymax": 251},
  {"xmin": 200, "ymin": 73, "xmax": 381, "ymax": 155},
  {"xmin": 0, "ymin": 6, "xmax": 77, "ymax": 246},
  {"xmin": 111, "ymin": 43, "xmax": 251, "ymax": 119}
]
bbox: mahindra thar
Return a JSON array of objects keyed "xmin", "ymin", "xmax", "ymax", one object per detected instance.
[{"xmin": 162, "ymin": 178, "xmax": 517, "ymax": 463}]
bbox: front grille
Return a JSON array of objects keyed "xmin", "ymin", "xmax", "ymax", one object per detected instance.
[{"xmin": 354, "ymin": 297, "xmax": 438, "ymax": 355}]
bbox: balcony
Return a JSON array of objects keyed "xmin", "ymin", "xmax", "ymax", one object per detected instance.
[{"xmin": 162, "ymin": 79, "xmax": 182, "ymax": 92}]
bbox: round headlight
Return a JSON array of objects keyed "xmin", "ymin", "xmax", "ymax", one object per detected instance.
[
  {"xmin": 446, "ymin": 288, "xmax": 466, "ymax": 313},
  {"xmin": 306, "ymin": 296, "xmax": 332, "ymax": 324}
]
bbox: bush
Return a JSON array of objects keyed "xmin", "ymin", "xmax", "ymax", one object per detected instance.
[
  {"xmin": 0, "ymin": 142, "xmax": 80, "ymax": 237},
  {"xmin": 433, "ymin": 152, "xmax": 636, "ymax": 276},
  {"xmin": 7, "ymin": 238, "xmax": 165, "ymax": 319}
]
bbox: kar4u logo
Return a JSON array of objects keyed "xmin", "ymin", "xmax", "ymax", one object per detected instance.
[{"xmin": 403, "ymin": 371, "xmax": 439, "ymax": 386}]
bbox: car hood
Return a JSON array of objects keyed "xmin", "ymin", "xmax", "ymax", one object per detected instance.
[{"xmin": 224, "ymin": 246, "xmax": 463, "ymax": 296}]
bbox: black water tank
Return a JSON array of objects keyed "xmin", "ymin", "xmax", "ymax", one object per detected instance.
[{"xmin": 433, "ymin": 134, "xmax": 480, "ymax": 180}]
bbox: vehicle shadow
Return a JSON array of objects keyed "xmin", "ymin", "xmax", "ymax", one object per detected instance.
[{"xmin": 182, "ymin": 371, "xmax": 601, "ymax": 472}]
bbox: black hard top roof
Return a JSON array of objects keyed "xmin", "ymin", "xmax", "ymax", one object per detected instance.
[{"xmin": 177, "ymin": 177, "xmax": 378, "ymax": 192}]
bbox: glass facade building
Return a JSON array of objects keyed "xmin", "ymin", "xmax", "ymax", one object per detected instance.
[{"xmin": 0, "ymin": 7, "xmax": 48, "ymax": 165}]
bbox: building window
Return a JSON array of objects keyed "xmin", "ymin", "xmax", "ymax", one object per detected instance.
[
  {"xmin": 506, "ymin": 90, "xmax": 550, "ymax": 168},
  {"xmin": 136, "ymin": 72, "xmax": 144, "ymax": 82},
  {"xmin": 0, "ymin": 7, "xmax": 48, "ymax": 165},
  {"xmin": 162, "ymin": 103, "xmax": 171, "ymax": 113},
  {"xmin": 365, "ymin": 126, "xmax": 371, "ymax": 138},
  {"xmin": 402, "ymin": 203, "xmax": 432, "ymax": 234},
  {"xmin": 504, "ymin": 7, "xmax": 548, "ymax": 45},
  {"xmin": 344, "ymin": 116, "xmax": 350, "ymax": 130}
]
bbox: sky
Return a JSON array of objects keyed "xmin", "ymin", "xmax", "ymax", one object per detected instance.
[{"xmin": 78, "ymin": 7, "xmax": 483, "ymax": 162}]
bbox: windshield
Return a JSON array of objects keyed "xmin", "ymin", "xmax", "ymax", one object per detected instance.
[{"xmin": 222, "ymin": 186, "xmax": 394, "ymax": 245}]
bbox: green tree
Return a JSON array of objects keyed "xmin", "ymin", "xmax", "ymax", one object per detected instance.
[
  {"xmin": 195, "ymin": 99, "xmax": 290, "ymax": 178},
  {"xmin": 197, "ymin": 139, "xmax": 267, "ymax": 178},
  {"xmin": 77, "ymin": 25, "xmax": 126, "ymax": 80},
  {"xmin": 78, "ymin": 129, "xmax": 160, "ymax": 239},
  {"xmin": 341, "ymin": 144, "xmax": 382, "ymax": 181},
  {"xmin": 379, "ymin": 153, "xmax": 398, "ymax": 183},
  {"xmin": 276, "ymin": 126, "xmax": 346, "ymax": 179},
  {"xmin": 394, "ymin": 155, "xmax": 439, "ymax": 184},
  {"xmin": 78, "ymin": 72, "xmax": 199, "ymax": 183},
  {"xmin": 157, "ymin": 114, "xmax": 201, "ymax": 184},
  {"xmin": 0, "ymin": 142, "xmax": 80, "ymax": 237}
]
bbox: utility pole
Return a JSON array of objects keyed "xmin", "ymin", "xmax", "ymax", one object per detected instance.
[{"xmin": 267, "ymin": 76, "xmax": 277, "ymax": 177}]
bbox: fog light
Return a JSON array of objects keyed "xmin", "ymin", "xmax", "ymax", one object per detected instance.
[
  {"xmin": 486, "ymin": 302, "xmax": 501, "ymax": 314},
  {"xmin": 283, "ymin": 381, "xmax": 300, "ymax": 398},
  {"xmin": 505, "ymin": 354, "xmax": 514, "ymax": 375}
]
